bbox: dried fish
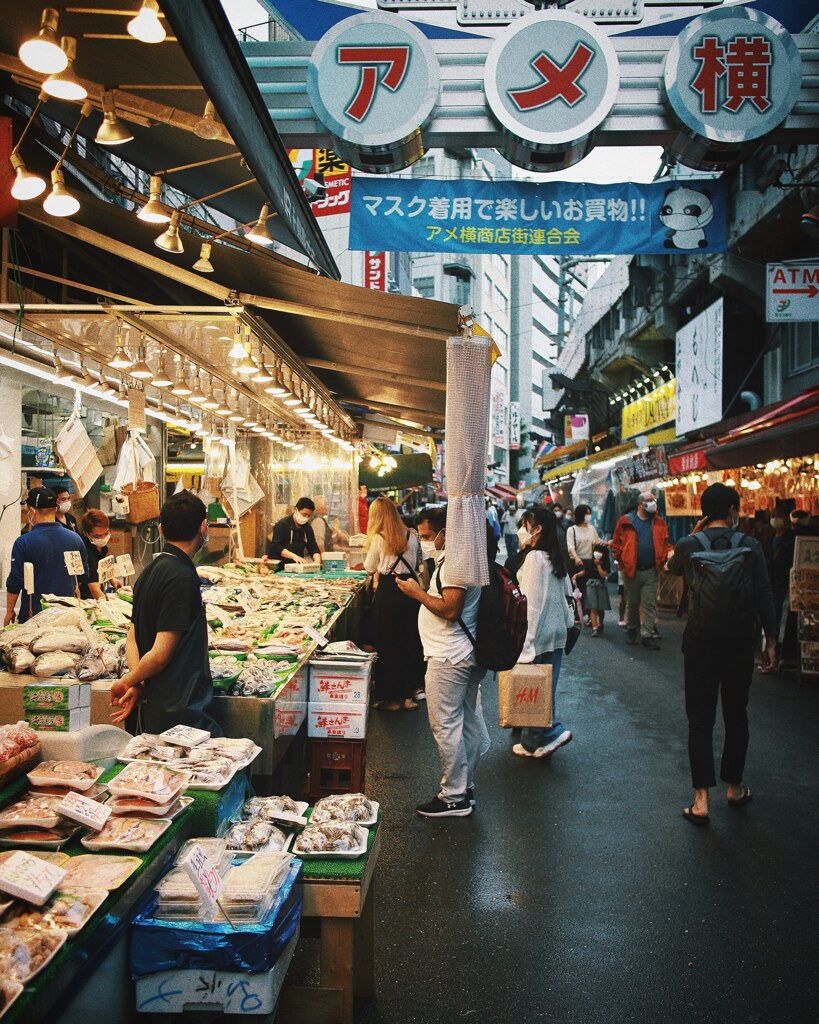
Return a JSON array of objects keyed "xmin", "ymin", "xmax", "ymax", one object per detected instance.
[
  {"xmin": 6, "ymin": 647, "xmax": 35, "ymax": 673},
  {"xmin": 76, "ymin": 650, "xmax": 106, "ymax": 681},
  {"xmin": 30, "ymin": 652, "xmax": 78, "ymax": 678},
  {"xmin": 30, "ymin": 630, "xmax": 87, "ymax": 655}
]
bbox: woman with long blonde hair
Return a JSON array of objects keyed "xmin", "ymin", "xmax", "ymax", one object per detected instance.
[{"xmin": 364, "ymin": 496, "xmax": 424, "ymax": 711}]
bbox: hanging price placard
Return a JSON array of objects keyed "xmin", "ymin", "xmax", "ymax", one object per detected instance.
[
  {"xmin": 64, "ymin": 550, "xmax": 85, "ymax": 577},
  {"xmin": 115, "ymin": 554, "xmax": 135, "ymax": 578}
]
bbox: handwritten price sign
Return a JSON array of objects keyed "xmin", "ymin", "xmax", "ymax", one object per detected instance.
[
  {"xmin": 98, "ymin": 555, "xmax": 117, "ymax": 585},
  {"xmin": 182, "ymin": 843, "xmax": 223, "ymax": 905},
  {"xmin": 0, "ymin": 850, "xmax": 67, "ymax": 905},
  {"xmin": 160, "ymin": 725, "xmax": 210, "ymax": 748},
  {"xmin": 115, "ymin": 554, "xmax": 135, "ymax": 578},
  {"xmin": 58, "ymin": 791, "xmax": 112, "ymax": 831},
  {"xmin": 63, "ymin": 550, "xmax": 85, "ymax": 576}
]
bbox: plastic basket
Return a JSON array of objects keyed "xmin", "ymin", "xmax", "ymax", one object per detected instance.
[{"xmin": 123, "ymin": 481, "xmax": 159, "ymax": 524}]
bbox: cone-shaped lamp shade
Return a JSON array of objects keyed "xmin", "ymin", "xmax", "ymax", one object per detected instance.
[
  {"xmin": 43, "ymin": 37, "xmax": 87, "ymax": 100},
  {"xmin": 154, "ymin": 210, "xmax": 184, "ymax": 254},
  {"xmin": 152, "ymin": 352, "xmax": 173, "ymax": 388},
  {"xmin": 10, "ymin": 154, "xmax": 46, "ymax": 201},
  {"xmin": 19, "ymin": 8, "xmax": 68, "ymax": 74},
  {"xmin": 193, "ymin": 242, "xmax": 214, "ymax": 273},
  {"xmin": 137, "ymin": 175, "xmax": 169, "ymax": 223},
  {"xmin": 194, "ymin": 100, "xmax": 220, "ymax": 140},
  {"xmin": 95, "ymin": 92, "xmax": 134, "ymax": 145},
  {"xmin": 43, "ymin": 168, "xmax": 80, "ymax": 217},
  {"xmin": 127, "ymin": 1, "xmax": 166, "ymax": 44},
  {"xmin": 245, "ymin": 204, "xmax": 273, "ymax": 245}
]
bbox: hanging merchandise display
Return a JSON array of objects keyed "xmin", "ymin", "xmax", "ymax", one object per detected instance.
[
  {"xmin": 53, "ymin": 412, "xmax": 104, "ymax": 499},
  {"xmin": 113, "ymin": 431, "xmax": 159, "ymax": 524}
]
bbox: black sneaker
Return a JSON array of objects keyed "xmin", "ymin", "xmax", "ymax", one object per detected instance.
[
  {"xmin": 416, "ymin": 796, "xmax": 472, "ymax": 818},
  {"xmin": 641, "ymin": 637, "xmax": 660, "ymax": 650},
  {"xmin": 466, "ymin": 787, "xmax": 476, "ymax": 807},
  {"xmin": 650, "ymin": 628, "xmax": 661, "ymax": 638},
  {"xmin": 626, "ymin": 629, "xmax": 638, "ymax": 645}
]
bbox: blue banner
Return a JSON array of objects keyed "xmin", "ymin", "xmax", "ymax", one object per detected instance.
[{"xmin": 350, "ymin": 177, "xmax": 727, "ymax": 256}]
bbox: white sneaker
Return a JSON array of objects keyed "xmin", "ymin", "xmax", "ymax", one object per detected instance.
[
  {"xmin": 512, "ymin": 743, "xmax": 535, "ymax": 758},
  {"xmin": 533, "ymin": 731, "xmax": 573, "ymax": 759}
]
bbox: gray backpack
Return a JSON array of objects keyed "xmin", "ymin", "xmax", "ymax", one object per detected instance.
[{"xmin": 687, "ymin": 531, "xmax": 756, "ymax": 641}]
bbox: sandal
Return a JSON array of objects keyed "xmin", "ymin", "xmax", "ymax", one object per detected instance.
[
  {"xmin": 402, "ymin": 699, "xmax": 419, "ymax": 712},
  {"xmin": 728, "ymin": 784, "xmax": 753, "ymax": 807},
  {"xmin": 682, "ymin": 804, "xmax": 710, "ymax": 826}
]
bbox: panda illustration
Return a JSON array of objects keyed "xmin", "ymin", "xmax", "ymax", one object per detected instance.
[{"xmin": 658, "ymin": 186, "xmax": 714, "ymax": 250}]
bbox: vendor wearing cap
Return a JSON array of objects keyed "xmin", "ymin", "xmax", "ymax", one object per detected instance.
[
  {"xmin": 54, "ymin": 487, "xmax": 79, "ymax": 534},
  {"xmin": 267, "ymin": 497, "xmax": 321, "ymax": 565},
  {"xmin": 4, "ymin": 487, "xmax": 89, "ymax": 624}
]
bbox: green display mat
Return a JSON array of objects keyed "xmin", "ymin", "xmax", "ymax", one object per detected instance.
[{"xmin": 299, "ymin": 811, "xmax": 379, "ymax": 882}]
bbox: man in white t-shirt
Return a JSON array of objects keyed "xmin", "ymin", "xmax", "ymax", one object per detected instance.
[{"xmin": 396, "ymin": 505, "xmax": 483, "ymax": 818}]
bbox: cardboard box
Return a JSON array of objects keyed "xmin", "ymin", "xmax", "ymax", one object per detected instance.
[
  {"xmin": 24, "ymin": 681, "xmax": 90, "ymax": 711},
  {"xmin": 309, "ymin": 660, "xmax": 372, "ymax": 704},
  {"xmin": 307, "ymin": 700, "xmax": 368, "ymax": 739},
  {"xmin": 26, "ymin": 706, "xmax": 91, "ymax": 732},
  {"xmin": 106, "ymin": 529, "xmax": 132, "ymax": 558}
]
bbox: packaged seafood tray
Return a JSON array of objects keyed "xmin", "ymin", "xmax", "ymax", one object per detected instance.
[
  {"xmin": 292, "ymin": 822, "xmax": 368, "ymax": 859},
  {"xmin": 0, "ymin": 980, "xmax": 24, "ymax": 1020},
  {"xmin": 80, "ymin": 816, "xmax": 172, "ymax": 853},
  {"xmin": 0, "ymin": 793, "xmax": 67, "ymax": 830},
  {"xmin": 28, "ymin": 761, "xmax": 104, "ymax": 792},
  {"xmin": 0, "ymin": 851, "xmax": 69, "ymax": 868},
  {"xmin": 60, "ymin": 854, "xmax": 141, "ymax": 891},
  {"xmin": 107, "ymin": 762, "xmax": 190, "ymax": 804},
  {"xmin": 283, "ymin": 562, "xmax": 321, "ymax": 573},
  {"xmin": 119, "ymin": 734, "xmax": 190, "ymax": 763},
  {"xmin": 0, "ymin": 928, "xmax": 67, "ymax": 983},
  {"xmin": 31, "ymin": 783, "xmax": 107, "ymax": 802},
  {"xmin": 220, "ymin": 852, "xmax": 292, "ymax": 905},
  {"xmin": 183, "ymin": 758, "xmax": 240, "ymax": 791},
  {"xmin": 6, "ymin": 889, "xmax": 108, "ymax": 933},
  {"xmin": 106, "ymin": 795, "xmax": 193, "ymax": 820},
  {"xmin": 310, "ymin": 793, "xmax": 379, "ymax": 827},
  {"xmin": 222, "ymin": 819, "xmax": 292, "ymax": 854},
  {"xmin": 0, "ymin": 823, "xmax": 82, "ymax": 850},
  {"xmin": 241, "ymin": 796, "xmax": 309, "ymax": 827}
]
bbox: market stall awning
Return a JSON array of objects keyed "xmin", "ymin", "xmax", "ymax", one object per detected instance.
[
  {"xmin": 706, "ymin": 404, "xmax": 819, "ymax": 470},
  {"xmin": 534, "ymin": 439, "xmax": 588, "ymax": 469},
  {"xmin": 359, "ymin": 454, "xmax": 433, "ymax": 490},
  {"xmin": 487, "ymin": 484, "xmax": 517, "ymax": 501},
  {"xmin": 541, "ymin": 456, "xmax": 589, "ymax": 483}
]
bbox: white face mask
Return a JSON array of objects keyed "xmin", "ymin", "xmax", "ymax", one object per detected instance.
[
  {"xmin": 644, "ymin": 501, "xmax": 657, "ymax": 515},
  {"xmin": 89, "ymin": 534, "xmax": 110, "ymax": 548},
  {"xmin": 554, "ymin": 510, "xmax": 563, "ymax": 519},
  {"xmin": 420, "ymin": 540, "xmax": 437, "ymax": 560},
  {"xmin": 58, "ymin": 501, "xmax": 71, "ymax": 514},
  {"xmin": 293, "ymin": 511, "xmax": 310, "ymax": 526},
  {"xmin": 594, "ymin": 551, "xmax": 603, "ymax": 561},
  {"xmin": 517, "ymin": 526, "xmax": 531, "ymax": 546}
]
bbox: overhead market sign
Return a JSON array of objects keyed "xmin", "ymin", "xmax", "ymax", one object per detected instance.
[
  {"xmin": 621, "ymin": 380, "xmax": 676, "ymax": 440},
  {"xmin": 766, "ymin": 262, "xmax": 819, "ymax": 323},
  {"xmin": 350, "ymin": 177, "xmax": 727, "ymax": 256}
]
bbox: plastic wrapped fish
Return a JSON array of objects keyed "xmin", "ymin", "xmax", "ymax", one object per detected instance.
[
  {"xmin": 99, "ymin": 645, "xmax": 120, "ymax": 675},
  {"xmin": 76, "ymin": 650, "xmax": 106, "ymax": 681},
  {"xmin": 30, "ymin": 652, "xmax": 78, "ymax": 678},
  {"xmin": 30, "ymin": 630, "xmax": 87, "ymax": 655}
]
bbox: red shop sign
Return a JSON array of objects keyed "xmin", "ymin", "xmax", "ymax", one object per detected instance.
[{"xmin": 668, "ymin": 449, "xmax": 707, "ymax": 475}]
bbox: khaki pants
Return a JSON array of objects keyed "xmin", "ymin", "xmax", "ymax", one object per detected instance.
[{"xmin": 624, "ymin": 568, "xmax": 658, "ymax": 638}]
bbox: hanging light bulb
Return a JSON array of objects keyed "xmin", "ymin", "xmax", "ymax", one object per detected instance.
[
  {"xmin": 95, "ymin": 91, "xmax": 134, "ymax": 146},
  {"xmin": 192, "ymin": 242, "xmax": 213, "ymax": 273},
  {"xmin": 214, "ymin": 390, "xmax": 232, "ymax": 416},
  {"xmin": 170, "ymin": 359, "xmax": 192, "ymax": 396},
  {"xmin": 245, "ymin": 203, "xmax": 273, "ymax": 246},
  {"xmin": 264, "ymin": 358, "xmax": 288, "ymax": 397},
  {"xmin": 137, "ymin": 175, "xmax": 169, "ymax": 223},
  {"xmin": 228, "ymin": 401, "xmax": 245, "ymax": 423},
  {"xmin": 194, "ymin": 417, "xmax": 209, "ymax": 438},
  {"xmin": 127, "ymin": 0, "xmax": 166, "ymax": 44},
  {"xmin": 79, "ymin": 360, "xmax": 98, "ymax": 389},
  {"xmin": 43, "ymin": 36, "xmax": 87, "ymax": 101},
  {"xmin": 194, "ymin": 100, "xmax": 220, "ymax": 140},
  {"xmin": 129, "ymin": 338, "xmax": 153, "ymax": 380},
  {"xmin": 108, "ymin": 325, "xmax": 133, "ymax": 370},
  {"xmin": 234, "ymin": 344, "xmax": 257, "ymax": 377},
  {"xmin": 251, "ymin": 344, "xmax": 274, "ymax": 384},
  {"xmin": 10, "ymin": 154, "xmax": 46, "ymax": 201},
  {"xmin": 154, "ymin": 209, "xmax": 184, "ymax": 253},
  {"xmin": 53, "ymin": 352, "xmax": 77, "ymax": 383},
  {"xmin": 202, "ymin": 380, "xmax": 218, "ymax": 410},
  {"xmin": 43, "ymin": 168, "xmax": 80, "ymax": 217},
  {"xmin": 19, "ymin": 8, "xmax": 68, "ymax": 74},
  {"xmin": 152, "ymin": 349, "xmax": 173, "ymax": 388},
  {"xmin": 219, "ymin": 425, "xmax": 234, "ymax": 447},
  {"xmin": 97, "ymin": 372, "xmax": 116, "ymax": 396},
  {"xmin": 243, "ymin": 405, "xmax": 258, "ymax": 428},
  {"xmin": 189, "ymin": 371, "xmax": 207, "ymax": 405},
  {"xmin": 228, "ymin": 324, "xmax": 246, "ymax": 360}
]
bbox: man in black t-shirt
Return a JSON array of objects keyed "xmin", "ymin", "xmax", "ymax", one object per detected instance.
[
  {"xmin": 111, "ymin": 491, "xmax": 220, "ymax": 735},
  {"xmin": 267, "ymin": 497, "xmax": 321, "ymax": 565}
]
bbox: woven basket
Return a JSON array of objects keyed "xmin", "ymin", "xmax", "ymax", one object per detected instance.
[
  {"xmin": 0, "ymin": 742, "xmax": 42, "ymax": 785},
  {"xmin": 123, "ymin": 481, "xmax": 159, "ymax": 524}
]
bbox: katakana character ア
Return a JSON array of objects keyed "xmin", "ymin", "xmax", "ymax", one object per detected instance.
[
  {"xmin": 337, "ymin": 46, "xmax": 410, "ymax": 122},
  {"xmin": 316, "ymin": 149, "xmax": 348, "ymax": 175},
  {"xmin": 495, "ymin": 198, "xmax": 519, "ymax": 221},
  {"xmin": 407, "ymin": 197, "xmax": 427, "ymax": 218},
  {"xmin": 475, "ymin": 200, "xmax": 495, "ymax": 221},
  {"xmin": 725, "ymin": 35, "xmax": 772, "ymax": 113},
  {"xmin": 520, "ymin": 200, "xmax": 540, "ymax": 222},
  {"xmin": 495, "ymin": 228, "xmax": 511, "ymax": 244},
  {"xmin": 564, "ymin": 228, "xmax": 581, "ymax": 245},
  {"xmin": 445, "ymin": 227, "xmax": 458, "ymax": 241},
  {"xmin": 511, "ymin": 228, "xmax": 528, "ymax": 245},
  {"xmin": 562, "ymin": 199, "xmax": 584, "ymax": 221},
  {"xmin": 530, "ymin": 229, "xmax": 547, "ymax": 245},
  {"xmin": 385, "ymin": 196, "xmax": 404, "ymax": 216},
  {"xmin": 362, "ymin": 196, "xmax": 383, "ymax": 216},
  {"xmin": 460, "ymin": 227, "xmax": 477, "ymax": 243},
  {"xmin": 451, "ymin": 197, "xmax": 473, "ymax": 220},
  {"xmin": 691, "ymin": 35, "xmax": 727, "ymax": 115},
  {"xmin": 477, "ymin": 227, "xmax": 494, "ymax": 243},
  {"xmin": 546, "ymin": 228, "xmax": 563, "ymax": 245},
  {"xmin": 607, "ymin": 198, "xmax": 629, "ymax": 222},
  {"xmin": 585, "ymin": 199, "xmax": 606, "ymax": 221},
  {"xmin": 428, "ymin": 197, "xmax": 451, "ymax": 220},
  {"xmin": 426, "ymin": 225, "xmax": 442, "ymax": 241}
]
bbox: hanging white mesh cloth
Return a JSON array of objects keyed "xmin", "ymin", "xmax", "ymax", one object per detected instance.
[{"xmin": 444, "ymin": 332, "xmax": 492, "ymax": 587}]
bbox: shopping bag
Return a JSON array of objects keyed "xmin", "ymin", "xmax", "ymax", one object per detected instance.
[{"xmin": 498, "ymin": 663, "xmax": 553, "ymax": 728}]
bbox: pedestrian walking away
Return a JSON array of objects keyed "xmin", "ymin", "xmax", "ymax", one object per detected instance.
[
  {"xmin": 396, "ymin": 505, "xmax": 485, "ymax": 818},
  {"xmin": 566, "ymin": 504, "xmax": 600, "ymax": 614},
  {"xmin": 667, "ymin": 483, "xmax": 776, "ymax": 826},
  {"xmin": 611, "ymin": 492, "xmax": 670, "ymax": 650},
  {"xmin": 510, "ymin": 507, "xmax": 575, "ymax": 759}
]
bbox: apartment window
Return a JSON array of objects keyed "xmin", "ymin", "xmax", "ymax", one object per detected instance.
[
  {"xmin": 495, "ymin": 325, "xmax": 508, "ymax": 352},
  {"xmin": 786, "ymin": 322, "xmax": 819, "ymax": 375},
  {"xmin": 494, "ymin": 285, "xmax": 508, "ymax": 315},
  {"xmin": 411, "ymin": 156, "xmax": 435, "ymax": 178},
  {"xmin": 483, "ymin": 272, "xmax": 492, "ymax": 302},
  {"xmin": 414, "ymin": 276, "xmax": 435, "ymax": 299}
]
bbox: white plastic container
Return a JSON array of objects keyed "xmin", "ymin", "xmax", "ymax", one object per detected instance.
[
  {"xmin": 307, "ymin": 701, "xmax": 368, "ymax": 739},
  {"xmin": 321, "ymin": 552, "xmax": 347, "ymax": 571},
  {"xmin": 309, "ymin": 660, "xmax": 372, "ymax": 704}
]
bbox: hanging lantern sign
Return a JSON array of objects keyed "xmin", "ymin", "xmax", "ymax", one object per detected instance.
[
  {"xmin": 307, "ymin": 12, "xmax": 440, "ymax": 175},
  {"xmin": 662, "ymin": 8, "xmax": 802, "ymax": 171}
]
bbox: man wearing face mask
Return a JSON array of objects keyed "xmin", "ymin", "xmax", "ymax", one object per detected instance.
[
  {"xmin": 611, "ymin": 491, "xmax": 670, "ymax": 650},
  {"xmin": 110, "ymin": 491, "xmax": 220, "ymax": 735},
  {"xmin": 267, "ymin": 497, "xmax": 321, "ymax": 565},
  {"xmin": 79, "ymin": 508, "xmax": 116, "ymax": 600},
  {"xmin": 767, "ymin": 506, "xmax": 795, "ymax": 646},
  {"xmin": 54, "ymin": 487, "xmax": 80, "ymax": 534},
  {"xmin": 5, "ymin": 487, "xmax": 89, "ymax": 624}
]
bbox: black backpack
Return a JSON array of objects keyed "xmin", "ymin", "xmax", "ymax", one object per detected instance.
[{"xmin": 687, "ymin": 531, "xmax": 756, "ymax": 641}]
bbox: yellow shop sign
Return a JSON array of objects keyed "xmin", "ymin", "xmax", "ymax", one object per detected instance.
[{"xmin": 621, "ymin": 380, "xmax": 676, "ymax": 439}]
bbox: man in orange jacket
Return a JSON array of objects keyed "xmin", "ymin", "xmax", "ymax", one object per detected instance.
[{"xmin": 611, "ymin": 492, "xmax": 671, "ymax": 650}]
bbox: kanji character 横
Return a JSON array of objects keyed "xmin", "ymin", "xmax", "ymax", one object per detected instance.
[
  {"xmin": 584, "ymin": 199, "xmax": 606, "ymax": 221},
  {"xmin": 428, "ymin": 197, "xmax": 451, "ymax": 220},
  {"xmin": 426, "ymin": 225, "xmax": 442, "ymax": 241},
  {"xmin": 477, "ymin": 227, "xmax": 494, "ymax": 243},
  {"xmin": 407, "ymin": 197, "xmax": 427, "ymax": 218},
  {"xmin": 475, "ymin": 200, "xmax": 494, "ymax": 221},
  {"xmin": 520, "ymin": 200, "xmax": 540, "ymax": 222},
  {"xmin": 564, "ymin": 228, "xmax": 581, "ymax": 245},
  {"xmin": 362, "ymin": 196, "xmax": 383, "ymax": 216},
  {"xmin": 724, "ymin": 35, "xmax": 772, "ymax": 113},
  {"xmin": 607, "ymin": 198, "xmax": 629, "ymax": 222},
  {"xmin": 444, "ymin": 227, "xmax": 458, "ymax": 242},
  {"xmin": 495, "ymin": 198, "xmax": 519, "ymax": 221},
  {"xmin": 451, "ymin": 197, "xmax": 473, "ymax": 220},
  {"xmin": 316, "ymin": 149, "xmax": 348, "ymax": 175},
  {"xmin": 562, "ymin": 199, "xmax": 584, "ymax": 221},
  {"xmin": 460, "ymin": 227, "xmax": 477, "ymax": 243},
  {"xmin": 691, "ymin": 35, "xmax": 727, "ymax": 115},
  {"xmin": 511, "ymin": 228, "xmax": 528, "ymax": 245},
  {"xmin": 546, "ymin": 228, "xmax": 563, "ymax": 245},
  {"xmin": 495, "ymin": 227, "xmax": 511, "ymax": 244},
  {"xmin": 530, "ymin": 229, "xmax": 546, "ymax": 245},
  {"xmin": 385, "ymin": 196, "xmax": 404, "ymax": 216}
]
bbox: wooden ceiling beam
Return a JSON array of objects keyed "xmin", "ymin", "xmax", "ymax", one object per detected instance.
[{"xmin": 304, "ymin": 357, "xmax": 446, "ymax": 392}]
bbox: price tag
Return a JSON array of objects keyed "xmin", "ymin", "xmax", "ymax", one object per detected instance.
[
  {"xmin": 159, "ymin": 725, "xmax": 211, "ymax": 748},
  {"xmin": 98, "ymin": 555, "xmax": 117, "ymax": 586},
  {"xmin": 63, "ymin": 550, "xmax": 85, "ymax": 576},
  {"xmin": 304, "ymin": 625, "xmax": 329, "ymax": 648},
  {"xmin": 23, "ymin": 562, "xmax": 34, "ymax": 593},
  {"xmin": 58, "ymin": 791, "xmax": 112, "ymax": 831},
  {"xmin": 115, "ymin": 554, "xmax": 135, "ymax": 578},
  {"xmin": 0, "ymin": 851, "xmax": 67, "ymax": 906},
  {"xmin": 182, "ymin": 843, "xmax": 223, "ymax": 906}
]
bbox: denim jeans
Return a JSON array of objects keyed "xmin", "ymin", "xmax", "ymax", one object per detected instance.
[{"xmin": 520, "ymin": 649, "xmax": 565, "ymax": 752}]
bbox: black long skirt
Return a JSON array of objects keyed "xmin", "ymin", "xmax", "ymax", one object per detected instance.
[{"xmin": 370, "ymin": 574, "xmax": 425, "ymax": 702}]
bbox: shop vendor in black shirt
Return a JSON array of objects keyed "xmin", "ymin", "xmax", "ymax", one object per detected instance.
[
  {"xmin": 111, "ymin": 491, "xmax": 220, "ymax": 735},
  {"xmin": 267, "ymin": 496, "xmax": 322, "ymax": 565}
]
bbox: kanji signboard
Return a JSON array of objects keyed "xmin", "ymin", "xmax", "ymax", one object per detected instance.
[
  {"xmin": 676, "ymin": 298, "xmax": 724, "ymax": 436},
  {"xmin": 288, "ymin": 148, "xmax": 351, "ymax": 218},
  {"xmin": 350, "ymin": 177, "xmax": 727, "ymax": 256},
  {"xmin": 663, "ymin": 9, "xmax": 801, "ymax": 146},
  {"xmin": 364, "ymin": 251, "xmax": 388, "ymax": 290},
  {"xmin": 766, "ymin": 263, "xmax": 819, "ymax": 323},
  {"xmin": 621, "ymin": 380, "xmax": 676, "ymax": 440}
]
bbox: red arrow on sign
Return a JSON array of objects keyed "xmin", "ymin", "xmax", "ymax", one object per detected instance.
[{"xmin": 773, "ymin": 286, "xmax": 819, "ymax": 298}]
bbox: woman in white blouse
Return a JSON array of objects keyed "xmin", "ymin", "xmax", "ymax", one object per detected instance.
[
  {"xmin": 566, "ymin": 503, "xmax": 600, "ymax": 616},
  {"xmin": 512, "ymin": 507, "xmax": 576, "ymax": 760},
  {"xmin": 364, "ymin": 497, "xmax": 424, "ymax": 711}
]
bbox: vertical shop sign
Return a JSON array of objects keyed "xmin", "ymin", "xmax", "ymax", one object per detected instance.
[
  {"xmin": 509, "ymin": 402, "xmax": 521, "ymax": 450},
  {"xmin": 0, "ymin": 118, "xmax": 16, "ymax": 228},
  {"xmin": 676, "ymin": 298, "xmax": 723, "ymax": 435},
  {"xmin": 364, "ymin": 251, "xmax": 387, "ymax": 290},
  {"xmin": 492, "ymin": 389, "xmax": 508, "ymax": 448},
  {"xmin": 288, "ymin": 148, "xmax": 351, "ymax": 219}
]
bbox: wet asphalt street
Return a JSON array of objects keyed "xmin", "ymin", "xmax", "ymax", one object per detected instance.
[{"xmin": 353, "ymin": 610, "xmax": 819, "ymax": 1024}]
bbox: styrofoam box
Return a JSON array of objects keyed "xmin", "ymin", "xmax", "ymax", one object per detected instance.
[
  {"xmin": 308, "ymin": 660, "xmax": 372, "ymax": 704},
  {"xmin": 135, "ymin": 927, "xmax": 299, "ymax": 1015},
  {"xmin": 281, "ymin": 666, "xmax": 308, "ymax": 705},
  {"xmin": 274, "ymin": 702, "xmax": 307, "ymax": 740},
  {"xmin": 307, "ymin": 701, "xmax": 368, "ymax": 739}
]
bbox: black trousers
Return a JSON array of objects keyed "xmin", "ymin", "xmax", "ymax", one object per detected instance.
[{"xmin": 683, "ymin": 635, "xmax": 754, "ymax": 789}]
